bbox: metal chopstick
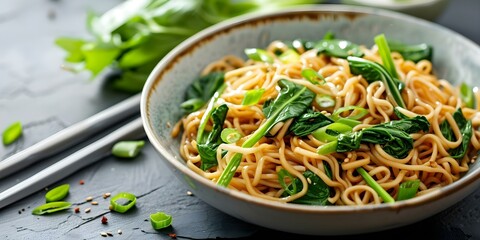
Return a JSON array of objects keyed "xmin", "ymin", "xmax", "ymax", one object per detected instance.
[
  {"xmin": 0, "ymin": 116, "xmax": 145, "ymax": 209},
  {"xmin": 0, "ymin": 93, "xmax": 141, "ymax": 179}
]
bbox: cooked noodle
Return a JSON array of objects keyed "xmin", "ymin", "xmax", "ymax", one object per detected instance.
[{"xmin": 171, "ymin": 39, "xmax": 479, "ymax": 205}]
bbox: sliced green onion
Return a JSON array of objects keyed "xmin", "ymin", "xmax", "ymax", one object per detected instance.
[
  {"xmin": 279, "ymin": 49, "xmax": 300, "ymax": 64},
  {"xmin": 356, "ymin": 167, "xmax": 395, "ymax": 203},
  {"xmin": 315, "ymin": 95, "xmax": 335, "ymax": 108},
  {"xmin": 335, "ymin": 118, "xmax": 361, "ymax": 128},
  {"xmin": 244, "ymin": 48, "xmax": 273, "ymax": 63},
  {"xmin": 2, "ymin": 121, "xmax": 22, "ymax": 145},
  {"xmin": 45, "ymin": 184, "xmax": 70, "ymax": 203},
  {"xmin": 301, "ymin": 69, "xmax": 325, "ymax": 85},
  {"xmin": 317, "ymin": 141, "xmax": 338, "ymax": 155},
  {"xmin": 112, "ymin": 140, "xmax": 145, "ymax": 158},
  {"xmin": 110, "ymin": 192, "xmax": 136, "ymax": 213},
  {"xmin": 331, "ymin": 106, "xmax": 368, "ymax": 121},
  {"xmin": 397, "ymin": 179, "xmax": 420, "ymax": 201},
  {"xmin": 460, "ymin": 82, "xmax": 475, "ymax": 108},
  {"xmin": 180, "ymin": 98, "xmax": 205, "ymax": 113},
  {"xmin": 312, "ymin": 123, "xmax": 352, "ymax": 142},
  {"xmin": 150, "ymin": 212, "xmax": 173, "ymax": 230},
  {"xmin": 32, "ymin": 201, "xmax": 72, "ymax": 215},
  {"xmin": 221, "ymin": 128, "xmax": 242, "ymax": 143},
  {"xmin": 242, "ymin": 88, "xmax": 265, "ymax": 106},
  {"xmin": 278, "ymin": 169, "xmax": 297, "ymax": 195}
]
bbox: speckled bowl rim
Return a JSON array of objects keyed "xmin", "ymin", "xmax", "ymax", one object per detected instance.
[{"xmin": 141, "ymin": 4, "xmax": 480, "ymax": 215}]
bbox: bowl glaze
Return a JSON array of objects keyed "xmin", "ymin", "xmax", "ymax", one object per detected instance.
[{"xmin": 141, "ymin": 5, "xmax": 480, "ymax": 235}]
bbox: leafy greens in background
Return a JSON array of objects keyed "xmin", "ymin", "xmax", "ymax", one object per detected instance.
[{"xmin": 55, "ymin": 0, "xmax": 321, "ymax": 93}]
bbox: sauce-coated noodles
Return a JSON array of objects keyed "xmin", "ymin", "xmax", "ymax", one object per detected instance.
[{"xmin": 172, "ymin": 38, "xmax": 479, "ymax": 205}]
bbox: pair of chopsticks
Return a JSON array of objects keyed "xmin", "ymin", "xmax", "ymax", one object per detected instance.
[{"xmin": 0, "ymin": 93, "xmax": 145, "ymax": 209}]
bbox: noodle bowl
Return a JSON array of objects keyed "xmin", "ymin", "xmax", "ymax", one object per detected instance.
[{"xmin": 172, "ymin": 38, "xmax": 479, "ymax": 206}]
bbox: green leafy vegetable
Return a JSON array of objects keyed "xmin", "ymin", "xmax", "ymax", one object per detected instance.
[
  {"xmin": 375, "ymin": 34, "xmax": 399, "ymax": 79},
  {"xmin": 289, "ymin": 109, "xmax": 333, "ymax": 137},
  {"xmin": 45, "ymin": 184, "xmax": 70, "ymax": 203},
  {"xmin": 317, "ymin": 115, "xmax": 430, "ymax": 159},
  {"xmin": 56, "ymin": 0, "xmax": 319, "ymax": 92},
  {"xmin": 356, "ymin": 167, "xmax": 395, "ymax": 203},
  {"xmin": 197, "ymin": 104, "xmax": 229, "ymax": 170},
  {"xmin": 150, "ymin": 212, "xmax": 173, "ymax": 230},
  {"xmin": 387, "ymin": 40, "xmax": 433, "ymax": 63},
  {"xmin": 280, "ymin": 170, "xmax": 331, "ymax": 205},
  {"xmin": 196, "ymin": 85, "xmax": 227, "ymax": 143},
  {"xmin": 440, "ymin": 108, "xmax": 473, "ymax": 159},
  {"xmin": 2, "ymin": 121, "xmax": 22, "ymax": 145},
  {"xmin": 181, "ymin": 72, "xmax": 225, "ymax": 113},
  {"xmin": 112, "ymin": 140, "xmax": 146, "ymax": 158},
  {"xmin": 348, "ymin": 56, "xmax": 406, "ymax": 108},
  {"xmin": 110, "ymin": 192, "xmax": 137, "ymax": 213},
  {"xmin": 32, "ymin": 202, "xmax": 72, "ymax": 215},
  {"xmin": 217, "ymin": 79, "xmax": 315, "ymax": 187},
  {"xmin": 315, "ymin": 39, "xmax": 364, "ymax": 59},
  {"xmin": 242, "ymin": 88, "xmax": 265, "ymax": 106},
  {"xmin": 397, "ymin": 179, "xmax": 420, "ymax": 201}
]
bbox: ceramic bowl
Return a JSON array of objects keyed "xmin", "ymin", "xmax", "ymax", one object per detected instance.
[
  {"xmin": 141, "ymin": 4, "xmax": 480, "ymax": 235},
  {"xmin": 341, "ymin": 0, "xmax": 450, "ymax": 21}
]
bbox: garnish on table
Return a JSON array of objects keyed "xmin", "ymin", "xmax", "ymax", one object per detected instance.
[
  {"xmin": 112, "ymin": 140, "xmax": 146, "ymax": 158},
  {"xmin": 45, "ymin": 184, "xmax": 70, "ymax": 203},
  {"xmin": 2, "ymin": 121, "xmax": 22, "ymax": 145},
  {"xmin": 54, "ymin": 0, "xmax": 321, "ymax": 93},
  {"xmin": 150, "ymin": 211, "xmax": 173, "ymax": 230},
  {"xmin": 110, "ymin": 192, "xmax": 137, "ymax": 213},
  {"xmin": 32, "ymin": 202, "xmax": 72, "ymax": 215}
]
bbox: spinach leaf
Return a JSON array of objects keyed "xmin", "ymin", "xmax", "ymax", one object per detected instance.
[
  {"xmin": 280, "ymin": 169, "xmax": 332, "ymax": 206},
  {"xmin": 388, "ymin": 41, "xmax": 433, "ymax": 63},
  {"xmin": 217, "ymin": 79, "xmax": 315, "ymax": 187},
  {"xmin": 197, "ymin": 104, "xmax": 229, "ymax": 170},
  {"xmin": 348, "ymin": 56, "xmax": 406, "ymax": 108},
  {"xmin": 315, "ymin": 39, "xmax": 364, "ymax": 59},
  {"xmin": 289, "ymin": 109, "xmax": 334, "ymax": 136},
  {"xmin": 440, "ymin": 108, "xmax": 473, "ymax": 159},
  {"xmin": 181, "ymin": 72, "xmax": 225, "ymax": 113}
]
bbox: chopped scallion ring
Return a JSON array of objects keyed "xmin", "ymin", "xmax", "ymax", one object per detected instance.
[
  {"xmin": 112, "ymin": 140, "xmax": 145, "ymax": 158},
  {"xmin": 221, "ymin": 128, "xmax": 242, "ymax": 143},
  {"xmin": 244, "ymin": 48, "xmax": 274, "ymax": 63},
  {"xmin": 242, "ymin": 89, "xmax": 265, "ymax": 106},
  {"xmin": 150, "ymin": 212, "xmax": 173, "ymax": 230},
  {"xmin": 32, "ymin": 201, "xmax": 72, "ymax": 215},
  {"xmin": 397, "ymin": 179, "xmax": 421, "ymax": 201},
  {"xmin": 45, "ymin": 184, "xmax": 70, "ymax": 203},
  {"xmin": 2, "ymin": 121, "xmax": 22, "ymax": 145},
  {"xmin": 315, "ymin": 95, "xmax": 335, "ymax": 108},
  {"xmin": 277, "ymin": 169, "xmax": 297, "ymax": 195},
  {"xmin": 331, "ymin": 106, "xmax": 368, "ymax": 121},
  {"xmin": 301, "ymin": 69, "xmax": 325, "ymax": 85},
  {"xmin": 110, "ymin": 192, "xmax": 137, "ymax": 213},
  {"xmin": 312, "ymin": 123, "xmax": 352, "ymax": 142}
]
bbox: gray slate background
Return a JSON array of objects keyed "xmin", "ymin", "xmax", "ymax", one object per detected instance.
[{"xmin": 0, "ymin": 0, "xmax": 479, "ymax": 239}]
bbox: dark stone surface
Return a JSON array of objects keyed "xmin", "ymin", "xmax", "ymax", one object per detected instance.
[{"xmin": 0, "ymin": 0, "xmax": 479, "ymax": 239}]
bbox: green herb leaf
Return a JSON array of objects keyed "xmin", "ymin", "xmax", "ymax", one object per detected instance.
[
  {"xmin": 397, "ymin": 179, "xmax": 420, "ymax": 201},
  {"xmin": 197, "ymin": 104, "xmax": 229, "ymax": 170},
  {"xmin": 281, "ymin": 170, "xmax": 331, "ymax": 205},
  {"xmin": 242, "ymin": 88, "xmax": 265, "ymax": 106},
  {"xmin": 45, "ymin": 184, "xmax": 70, "ymax": 203},
  {"xmin": 182, "ymin": 72, "xmax": 225, "ymax": 113},
  {"xmin": 388, "ymin": 40, "xmax": 433, "ymax": 63},
  {"xmin": 289, "ymin": 109, "xmax": 333, "ymax": 137},
  {"xmin": 32, "ymin": 201, "xmax": 72, "ymax": 215},
  {"xmin": 2, "ymin": 121, "xmax": 22, "ymax": 145},
  {"xmin": 440, "ymin": 108, "xmax": 472, "ymax": 159},
  {"xmin": 150, "ymin": 212, "xmax": 173, "ymax": 230},
  {"xmin": 110, "ymin": 192, "xmax": 137, "ymax": 213},
  {"xmin": 112, "ymin": 140, "xmax": 145, "ymax": 158}
]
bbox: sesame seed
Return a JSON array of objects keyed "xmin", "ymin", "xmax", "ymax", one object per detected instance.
[
  {"xmin": 307, "ymin": 177, "xmax": 312, "ymax": 184},
  {"xmin": 85, "ymin": 208, "xmax": 91, "ymax": 213},
  {"xmin": 118, "ymin": 229, "xmax": 122, "ymax": 235},
  {"xmin": 86, "ymin": 196, "xmax": 93, "ymax": 202},
  {"xmin": 103, "ymin": 192, "xmax": 111, "ymax": 199},
  {"xmin": 186, "ymin": 191, "xmax": 193, "ymax": 196},
  {"xmin": 106, "ymin": 232, "xmax": 113, "ymax": 237},
  {"xmin": 91, "ymin": 201, "xmax": 98, "ymax": 205},
  {"xmin": 100, "ymin": 232, "xmax": 108, "ymax": 237}
]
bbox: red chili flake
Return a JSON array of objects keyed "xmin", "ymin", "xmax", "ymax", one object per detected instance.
[
  {"xmin": 79, "ymin": 180, "xmax": 85, "ymax": 185},
  {"xmin": 168, "ymin": 233, "xmax": 177, "ymax": 239},
  {"xmin": 74, "ymin": 207, "xmax": 80, "ymax": 213},
  {"xmin": 101, "ymin": 216, "xmax": 108, "ymax": 224}
]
